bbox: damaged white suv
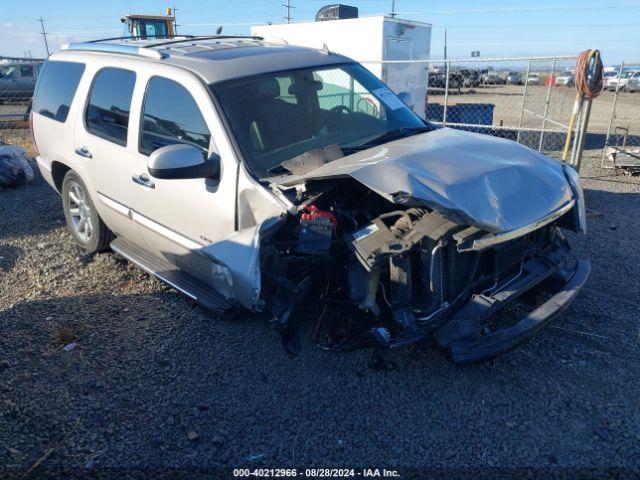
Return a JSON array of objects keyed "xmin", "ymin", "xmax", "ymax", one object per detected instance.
[{"xmin": 31, "ymin": 37, "xmax": 589, "ymax": 364}]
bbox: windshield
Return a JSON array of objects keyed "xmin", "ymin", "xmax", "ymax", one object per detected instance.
[
  {"xmin": 211, "ymin": 63, "xmax": 426, "ymax": 178},
  {"xmin": 621, "ymin": 71, "xmax": 636, "ymax": 78}
]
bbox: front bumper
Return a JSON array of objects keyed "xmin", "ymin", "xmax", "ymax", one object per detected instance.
[{"xmin": 449, "ymin": 258, "xmax": 590, "ymax": 365}]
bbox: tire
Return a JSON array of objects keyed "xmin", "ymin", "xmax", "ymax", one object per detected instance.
[{"xmin": 61, "ymin": 170, "xmax": 113, "ymax": 253}]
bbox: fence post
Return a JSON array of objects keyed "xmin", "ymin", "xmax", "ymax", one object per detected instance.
[
  {"xmin": 443, "ymin": 60, "xmax": 450, "ymax": 126},
  {"xmin": 517, "ymin": 60, "xmax": 532, "ymax": 144},
  {"xmin": 538, "ymin": 59, "xmax": 556, "ymax": 152},
  {"xmin": 601, "ymin": 62, "xmax": 625, "ymax": 168}
]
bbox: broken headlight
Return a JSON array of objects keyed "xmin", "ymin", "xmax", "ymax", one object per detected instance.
[{"xmin": 563, "ymin": 164, "xmax": 587, "ymax": 235}]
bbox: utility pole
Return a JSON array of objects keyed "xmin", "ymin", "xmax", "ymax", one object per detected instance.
[
  {"xmin": 283, "ymin": 0, "xmax": 293, "ymax": 23},
  {"xmin": 390, "ymin": 0, "xmax": 397, "ymax": 18},
  {"xmin": 38, "ymin": 17, "xmax": 50, "ymax": 57},
  {"xmin": 444, "ymin": 28, "xmax": 447, "ymax": 60},
  {"xmin": 172, "ymin": 4, "xmax": 179, "ymax": 35}
]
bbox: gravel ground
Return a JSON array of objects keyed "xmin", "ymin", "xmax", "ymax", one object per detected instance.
[{"xmin": 1, "ymin": 149, "xmax": 639, "ymax": 479}]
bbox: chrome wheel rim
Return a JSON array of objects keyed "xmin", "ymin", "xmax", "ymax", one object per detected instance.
[{"xmin": 68, "ymin": 181, "xmax": 93, "ymax": 242}]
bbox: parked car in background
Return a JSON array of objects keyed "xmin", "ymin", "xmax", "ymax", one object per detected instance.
[
  {"xmin": 448, "ymin": 71, "xmax": 463, "ymax": 90},
  {"xmin": 481, "ymin": 71, "xmax": 503, "ymax": 85},
  {"xmin": 506, "ymin": 72, "xmax": 522, "ymax": 85},
  {"xmin": 555, "ymin": 71, "xmax": 574, "ymax": 86},
  {"xmin": 527, "ymin": 72, "xmax": 542, "ymax": 85},
  {"xmin": 428, "ymin": 70, "xmax": 463, "ymax": 91},
  {"xmin": 606, "ymin": 70, "xmax": 640, "ymax": 91},
  {"xmin": 622, "ymin": 71, "xmax": 639, "ymax": 91},
  {"xmin": 460, "ymin": 69, "xmax": 480, "ymax": 88},
  {"xmin": 428, "ymin": 71, "xmax": 447, "ymax": 89},
  {"xmin": 0, "ymin": 61, "xmax": 43, "ymax": 103},
  {"xmin": 605, "ymin": 73, "xmax": 619, "ymax": 90},
  {"xmin": 31, "ymin": 37, "xmax": 589, "ymax": 364},
  {"xmin": 626, "ymin": 74, "xmax": 640, "ymax": 92}
]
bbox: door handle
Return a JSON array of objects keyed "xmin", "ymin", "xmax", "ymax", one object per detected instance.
[
  {"xmin": 74, "ymin": 146, "xmax": 92, "ymax": 158},
  {"xmin": 132, "ymin": 173, "xmax": 155, "ymax": 189}
]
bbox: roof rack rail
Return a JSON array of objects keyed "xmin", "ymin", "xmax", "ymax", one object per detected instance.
[
  {"xmin": 147, "ymin": 35, "xmax": 264, "ymax": 48},
  {"xmin": 83, "ymin": 34, "xmax": 263, "ymax": 47},
  {"xmin": 86, "ymin": 34, "xmax": 196, "ymax": 44},
  {"xmin": 61, "ymin": 43, "xmax": 166, "ymax": 60}
]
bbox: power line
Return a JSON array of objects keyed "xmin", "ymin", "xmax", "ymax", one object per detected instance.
[
  {"xmin": 431, "ymin": 22, "xmax": 640, "ymax": 29},
  {"xmin": 397, "ymin": 2, "xmax": 640, "ymax": 15},
  {"xmin": 38, "ymin": 17, "xmax": 50, "ymax": 57}
]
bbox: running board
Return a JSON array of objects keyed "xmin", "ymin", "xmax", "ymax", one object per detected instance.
[{"xmin": 110, "ymin": 237, "xmax": 232, "ymax": 313}]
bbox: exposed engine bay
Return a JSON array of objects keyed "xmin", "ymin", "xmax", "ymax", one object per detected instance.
[{"xmin": 259, "ymin": 178, "xmax": 588, "ymax": 364}]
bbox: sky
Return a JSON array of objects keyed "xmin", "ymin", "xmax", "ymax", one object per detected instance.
[{"xmin": 1, "ymin": 0, "xmax": 638, "ymax": 64}]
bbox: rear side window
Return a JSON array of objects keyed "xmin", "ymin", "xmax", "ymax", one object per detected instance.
[
  {"xmin": 20, "ymin": 65, "xmax": 34, "ymax": 77},
  {"xmin": 140, "ymin": 76, "xmax": 210, "ymax": 155},
  {"xmin": 33, "ymin": 61, "xmax": 85, "ymax": 123},
  {"xmin": 85, "ymin": 68, "xmax": 136, "ymax": 145}
]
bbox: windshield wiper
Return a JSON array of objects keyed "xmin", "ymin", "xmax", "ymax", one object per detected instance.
[{"xmin": 344, "ymin": 126, "xmax": 431, "ymax": 153}]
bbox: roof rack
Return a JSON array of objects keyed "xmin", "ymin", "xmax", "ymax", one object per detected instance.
[
  {"xmin": 61, "ymin": 35, "xmax": 266, "ymax": 61},
  {"xmin": 147, "ymin": 35, "xmax": 263, "ymax": 47},
  {"xmin": 84, "ymin": 34, "xmax": 263, "ymax": 47},
  {"xmin": 61, "ymin": 43, "xmax": 167, "ymax": 60},
  {"xmin": 87, "ymin": 35, "xmax": 193, "ymax": 43}
]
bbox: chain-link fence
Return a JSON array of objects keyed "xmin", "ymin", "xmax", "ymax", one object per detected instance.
[
  {"xmin": 364, "ymin": 55, "xmax": 582, "ymax": 160},
  {"xmin": 601, "ymin": 61, "xmax": 640, "ymax": 173},
  {"xmin": 0, "ymin": 57, "xmax": 42, "ymax": 156}
]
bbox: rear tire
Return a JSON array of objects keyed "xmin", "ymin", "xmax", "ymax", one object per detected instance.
[{"xmin": 61, "ymin": 170, "xmax": 113, "ymax": 253}]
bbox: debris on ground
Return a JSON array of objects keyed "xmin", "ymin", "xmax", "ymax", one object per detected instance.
[
  {"xmin": 0, "ymin": 144, "xmax": 34, "ymax": 188},
  {"xmin": 62, "ymin": 342, "xmax": 77, "ymax": 352}
]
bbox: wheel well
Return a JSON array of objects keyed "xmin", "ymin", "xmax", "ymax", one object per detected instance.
[{"xmin": 51, "ymin": 162, "xmax": 71, "ymax": 193}]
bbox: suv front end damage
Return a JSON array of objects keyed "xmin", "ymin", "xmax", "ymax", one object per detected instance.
[{"xmin": 250, "ymin": 129, "xmax": 590, "ymax": 363}]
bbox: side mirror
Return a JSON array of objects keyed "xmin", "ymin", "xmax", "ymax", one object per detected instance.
[{"xmin": 147, "ymin": 144, "xmax": 220, "ymax": 180}]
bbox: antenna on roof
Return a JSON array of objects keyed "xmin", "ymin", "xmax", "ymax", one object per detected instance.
[{"xmin": 216, "ymin": 26, "xmax": 223, "ymax": 35}]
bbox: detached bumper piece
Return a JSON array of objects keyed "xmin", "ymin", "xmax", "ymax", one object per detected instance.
[{"xmin": 449, "ymin": 259, "xmax": 590, "ymax": 365}]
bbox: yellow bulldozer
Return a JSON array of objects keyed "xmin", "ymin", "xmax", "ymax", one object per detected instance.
[{"xmin": 121, "ymin": 8, "xmax": 176, "ymax": 39}]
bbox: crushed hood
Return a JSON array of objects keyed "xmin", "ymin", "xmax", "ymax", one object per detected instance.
[{"xmin": 268, "ymin": 128, "xmax": 573, "ymax": 233}]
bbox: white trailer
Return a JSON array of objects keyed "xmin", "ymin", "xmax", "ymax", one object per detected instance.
[{"xmin": 251, "ymin": 16, "xmax": 431, "ymax": 118}]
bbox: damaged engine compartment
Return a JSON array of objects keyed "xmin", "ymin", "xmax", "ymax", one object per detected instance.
[{"xmin": 259, "ymin": 178, "xmax": 586, "ymax": 364}]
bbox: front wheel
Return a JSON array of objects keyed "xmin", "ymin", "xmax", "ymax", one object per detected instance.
[{"xmin": 62, "ymin": 170, "xmax": 112, "ymax": 253}]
